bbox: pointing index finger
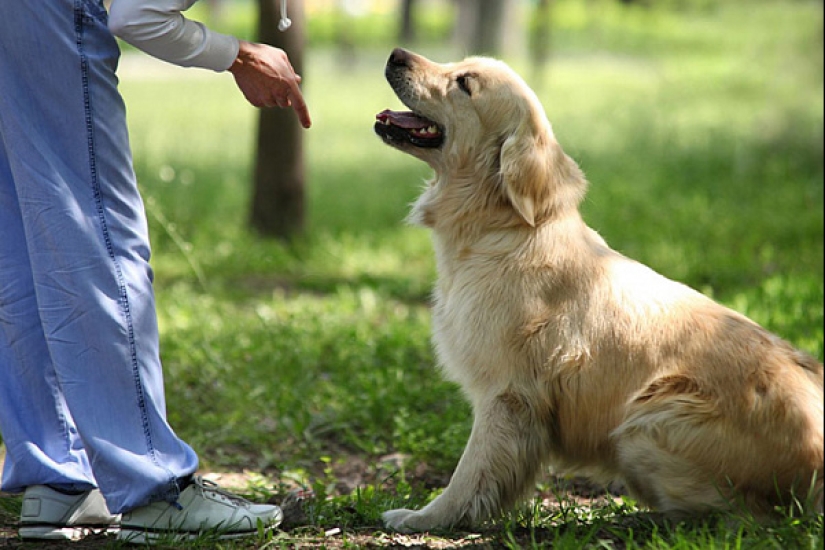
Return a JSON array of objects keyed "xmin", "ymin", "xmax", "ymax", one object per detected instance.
[{"xmin": 288, "ymin": 81, "xmax": 312, "ymax": 129}]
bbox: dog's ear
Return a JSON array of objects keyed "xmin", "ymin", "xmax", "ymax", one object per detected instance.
[{"xmin": 499, "ymin": 118, "xmax": 553, "ymax": 227}]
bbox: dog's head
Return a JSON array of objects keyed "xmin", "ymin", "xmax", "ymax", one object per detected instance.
[{"xmin": 375, "ymin": 48, "xmax": 586, "ymax": 229}]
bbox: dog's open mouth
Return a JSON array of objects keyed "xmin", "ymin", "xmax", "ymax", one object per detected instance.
[{"xmin": 375, "ymin": 109, "xmax": 444, "ymax": 149}]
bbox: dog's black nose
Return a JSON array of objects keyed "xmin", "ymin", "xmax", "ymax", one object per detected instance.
[{"xmin": 388, "ymin": 47, "xmax": 410, "ymax": 68}]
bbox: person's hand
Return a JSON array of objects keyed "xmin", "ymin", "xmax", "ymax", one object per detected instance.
[{"xmin": 228, "ymin": 40, "xmax": 312, "ymax": 129}]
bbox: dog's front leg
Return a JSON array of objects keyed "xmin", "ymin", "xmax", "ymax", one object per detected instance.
[{"xmin": 384, "ymin": 391, "xmax": 547, "ymax": 533}]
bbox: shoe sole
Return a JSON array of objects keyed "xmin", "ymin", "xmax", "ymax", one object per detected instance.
[
  {"xmin": 20, "ymin": 525, "xmax": 120, "ymax": 541},
  {"xmin": 118, "ymin": 525, "xmax": 274, "ymax": 544}
]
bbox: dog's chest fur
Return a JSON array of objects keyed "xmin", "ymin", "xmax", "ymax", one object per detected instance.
[
  {"xmin": 429, "ymin": 235, "xmax": 517, "ymax": 397},
  {"xmin": 425, "ymin": 220, "xmax": 597, "ymax": 402}
]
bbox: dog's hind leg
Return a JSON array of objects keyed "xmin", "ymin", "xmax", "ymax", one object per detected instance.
[
  {"xmin": 611, "ymin": 376, "xmax": 726, "ymax": 515},
  {"xmin": 612, "ymin": 373, "xmax": 824, "ymax": 517},
  {"xmin": 383, "ymin": 390, "xmax": 551, "ymax": 533}
]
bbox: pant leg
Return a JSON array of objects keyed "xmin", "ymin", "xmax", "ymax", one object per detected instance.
[
  {"xmin": 0, "ymin": 127, "xmax": 97, "ymax": 496},
  {"xmin": 0, "ymin": 0, "xmax": 198, "ymax": 513}
]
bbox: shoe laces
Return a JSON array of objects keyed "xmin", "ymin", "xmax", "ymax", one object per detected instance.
[{"xmin": 191, "ymin": 476, "xmax": 251, "ymax": 508}]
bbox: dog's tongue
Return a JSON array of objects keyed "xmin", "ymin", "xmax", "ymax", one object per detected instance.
[{"xmin": 377, "ymin": 109, "xmax": 433, "ymax": 129}]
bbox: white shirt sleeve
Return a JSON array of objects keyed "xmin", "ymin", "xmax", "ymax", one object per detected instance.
[{"xmin": 108, "ymin": 0, "xmax": 240, "ymax": 72}]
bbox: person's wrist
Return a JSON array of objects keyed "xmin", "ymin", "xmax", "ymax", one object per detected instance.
[{"xmin": 228, "ymin": 40, "xmax": 252, "ymax": 74}]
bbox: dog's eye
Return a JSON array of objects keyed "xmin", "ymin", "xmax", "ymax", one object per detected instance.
[{"xmin": 456, "ymin": 74, "xmax": 473, "ymax": 96}]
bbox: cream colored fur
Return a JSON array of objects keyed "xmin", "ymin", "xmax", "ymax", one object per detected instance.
[{"xmin": 377, "ymin": 49, "xmax": 824, "ymax": 533}]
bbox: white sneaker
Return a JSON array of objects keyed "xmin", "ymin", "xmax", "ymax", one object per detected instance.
[
  {"xmin": 118, "ymin": 476, "xmax": 282, "ymax": 544},
  {"xmin": 19, "ymin": 485, "xmax": 120, "ymax": 541}
]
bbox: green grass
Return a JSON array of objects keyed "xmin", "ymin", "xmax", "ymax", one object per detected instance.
[{"xmin": 1, "ymin": 0, "xmax": 823, "ymax": 547}]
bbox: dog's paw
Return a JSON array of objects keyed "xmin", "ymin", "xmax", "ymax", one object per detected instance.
[{"xmin": 383, "ymin": 508, "xmax": 432, "ymax": 533}]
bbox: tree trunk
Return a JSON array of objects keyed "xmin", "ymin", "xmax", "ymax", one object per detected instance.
[
  {"xmin": 530, "ymin": 0, "xmax": 552, "ymax": 78},
  {"xmin": 399, "ymin": 0, "xmax": 416, "ymax": 44},
  {"xmin": 474, "ymin": 0, "xmax": 505, "ymax": 55},
  {"xmin": 453, "ymin": 0, "xmax": 523, "ymax": 57},
  {"xmin": 250, "ymin": 0, "xmax": 306, "ymax": 239}
]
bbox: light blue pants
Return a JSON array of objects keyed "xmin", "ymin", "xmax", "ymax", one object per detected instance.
[{"xmin": 0, "ymin": 0, "xmax": 198, "ymax": 514}]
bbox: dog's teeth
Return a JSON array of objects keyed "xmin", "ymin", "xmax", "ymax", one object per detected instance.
[
  {"xmin": 406, "ymin": 125, "xmax": 441, "ymax": 139},
  {"xmin": 412, "ymin": 126, "xmax": 439, "ymax": 137}
]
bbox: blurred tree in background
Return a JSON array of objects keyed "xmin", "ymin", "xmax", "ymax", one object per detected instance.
[
  {"xmin": 250, "ymin": 0, "xmax": 307, "ymax": 238},
  {"xmin": 453, "ymin": 0, "xmax": 523, "ymax": 56},
  {"xmin": 399, "ymin": 0, "xmax": 417, "ymax": 43}
]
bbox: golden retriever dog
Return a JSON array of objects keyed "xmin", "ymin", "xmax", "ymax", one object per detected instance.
[{"xmin": 373, "ymin": 48, "xmax": 824, "ymax": 533}]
